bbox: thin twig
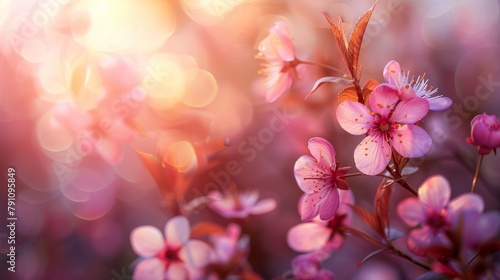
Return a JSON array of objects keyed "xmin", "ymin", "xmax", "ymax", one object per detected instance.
[{"xmin": 471, "ymin": 154, "xmax": 484, "ymax": 193}]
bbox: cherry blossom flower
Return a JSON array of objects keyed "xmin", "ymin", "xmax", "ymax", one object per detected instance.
[
  {"xmin": 466, "ymin": 113, "xmax": 500, "ymax": 155},
  {"xmin": 458, "ymin": 209, "xmax": 500, "ymax": 252},
  {"xmin": 257, "ymin": 21, "xmax": 297, "ymax": 102},
  {"xmin": 204, "ymin": 223, "xmax": 250, "ymax": 278},
  {"xmin": 383, "ymin": 60, "xmax": 452, "ymax": 111},
  {"xmin": 294, "ymin": 137, "xmax": 350, "ymax": 221},
  {"xmin": 287, "ymin": 189, "xmax": 354, "ymax": 254},
  {"xmin": 397, "ymin": 175, "xmax": 484, "ymax": 256},
  {"xmin": 130, "ymin": 216, "xmax": 212, "ymax": 280},
  {"xmin": 336, "ymin": 84, "xmax": 432, "ymax": 175},
  {"xmin": 207, "ymin": 190, "xmax": 276, "ymax": 219},
  {"xmin": 291, "ymin": 253, "xmax": 335, "ymax": 280}
]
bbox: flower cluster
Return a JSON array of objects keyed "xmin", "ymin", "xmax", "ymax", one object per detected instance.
[{"xmin": 128, "ymin": 4, "xmax": 500, "ymax": 280}]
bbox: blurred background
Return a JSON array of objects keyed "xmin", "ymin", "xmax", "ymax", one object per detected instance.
[{"xmin": 0, "ymin": 0, "xmax": 499, "ymax": 279}]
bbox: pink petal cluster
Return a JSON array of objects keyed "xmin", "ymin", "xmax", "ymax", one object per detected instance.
[
  {"xmin": 466, "ymin": 113, "xmax": 500, "ymax": 155},
  {"xmin": 207, "ymin": 190, "xmax": 276, "ymax": 219},
  {"xmin": 287, "ymin": 189, "xmax": 354, "ymax": 254},
  {"xmin": 291, "ymin": 253, "xmax": 335, "ymax": 280},
  {"xmin": 383, "ymin": 60, "xmax": 452, "ymax": 111},
  {"xmin": 397, "ymin": 175, "xmax": 484, "ymax": 256},
  {"xmin": 130, "ymin": 216, "xmax": 212, "ymax": 280},
  {"xmin": 337, "ymin": 85, "xmax": 432, "ymax": 175},
  {"xmin": 294, "ymin": 137, "xmax": 350, "ymax": 221},
  {"xmin": 204, "ymin": 223, "xmax": 250, "ymax": 278},
  {"xmin": 257, "ymin": 21, "xmax": 297, "ymax": 102}
]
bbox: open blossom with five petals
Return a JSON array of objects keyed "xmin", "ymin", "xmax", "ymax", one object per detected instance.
[
  {"xmin": 130, "ymin": 216, "xmax": 212, "ymax": 280},
  {"xmin": 294, "ymin": 137, "xmax": 350, "ymax": 221},
  {"xmin": 336, "ymin": 84, "xmax": 432, "ymax": 175},
  {"xmin": 397, "ymin": 175, "xmax": 484, "ymax": 256},
  {"xmin": 466, "ymin": 113, "xmax": 500, "ymax": 155},
  {"xmin": 257, "ymin": 21, "xmax": 297, "ymax": 102},
  {"xmin": 383, "ymin": 60, "xmax": 452, "ymax": 111},
  {"xmin": 287, "ymin": 189, "xmax": 354, "ymax": 254},
  {"xmin": 207, "ymin": 190, "xmax": 276, "ymax": 219}
]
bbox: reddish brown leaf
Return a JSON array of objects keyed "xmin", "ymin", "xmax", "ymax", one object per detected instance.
[
  {"xmin": 338, "ymin": 86, "xmax": 358, "ymax": 103},
  {"xmin": 348, "ymin": 204, "xmax": 381, "ymax": 235},
  {"xmin": 374, "ymin": 179, "xmax": 394, "ymax": 239},
  {"xmin": 322, "ymin": 12, "xmax": 351, "ymax": 77},
  {"xmin": 190, "ymin": 221, "xmax": 226, "ymax": 238},
  {"xmin": 347, "ymin": 1, "xmax": 378, "ymax": 80}
]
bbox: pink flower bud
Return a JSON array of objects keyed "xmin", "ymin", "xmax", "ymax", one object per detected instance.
[{"xmin": 466, "ymin": 113, "xmax": 500, "ymax": 155}]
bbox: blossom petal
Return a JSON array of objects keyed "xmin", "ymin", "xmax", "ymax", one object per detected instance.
[
  {"xmin": 265, "ymin": 70, "xmax": 292, "ymax": 103},
  {"xmin": 300, "ymin": 188, "xmax": 330, "ymax": 222},
  {"xmin": 428, "ymin": 96, "xmax": 452, "ymax": 111},
  {"xmin": 418, "ymin": 175, "xmax": 450, "ymax": 211},
  {"xmin": 448, "ymin": 193, "xmax": 484, "ymax": 217},
  {"xmin": 130, "ymin": 226, "xmax": 164, "ymax": 257},
  {"xmin": 294, "ymin": 155, "xmax": 332, "ymax": 194},
  {"xmin": 250, "ymin": 198, "xmax": 277, "ymax": 215},
  {"xmin": 133, "ymin": 258, "xmax": 164, "ymax": 280},
  {"xmin": 165, "ymin": 263, "xmax": 188, "ymax": 280},
  {"xmin": 391, "ymin": 125, "xmax": 432, "ymax": 158},
  {"xmin": 336, "ymin": 101, "xmax": 373, "ymax": 135},
  {"xmin": 354, "ymin": 135, "xmax": 391, "ymax": 176},
  {"xmin": 308, "ymin": 137, "xmax": 336, "ymax": 168},
  {"xmin": 165, "ymin": 216, "xmax": 190, "ymax": 247},
  {"xmin": 299, "ymin": 194, "xmax": 320, "ymax": 222},
  {"xmin": 407, "ymin": 228, "xmax": 450, "ymax": 257},
  {"xmin": 287, "ymin": 223, "xmax": 331, "ymax": 252},
  {"xmin": 397, "ymin": 198, "xmax": 425, "ymax": 227},
  {"xmin": 179, "ymin": 240, "xmax": 212, "ymax": 267},
  {"xmin": 369, "ymin": 84, "xmax": 400, "ymax": 117},
  {"xmin": 383, "ymin": 60, "xmax": 402, "ymax": 86},
  {"xmin": 391, "ymin": 97, "xmax": 429, "ymax": 124},
  {"xmin": 318, "ymin": 187, "xmax": 339, "ymax": 221}
]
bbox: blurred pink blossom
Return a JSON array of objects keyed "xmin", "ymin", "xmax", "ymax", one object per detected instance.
[
  {"xmin": 397, "ymin": 175, "xmax": 484, "ymax": 256},
  {"xmin": 383, "ymin": 60, "xmax": 452, "ymax": 111},
  {"xmin": 291, "ymin": 253, "xmax": 335, "ymax": 280},
  {"xmin": 287, "ymin": 190, "xmax": 353, "ymax": 254},
  {"xmin": 466, "ymin": 113, "xmax": 500, "ymax": 155},
  {"xmin": 459, "ymin": 209, "xmax": 500, "ymax": 251},
  {"xmin": 207, "ymin": 190, "xmax": 276, "ymax": 219},
  {"xmin": 337, "ymin": 85, "xmax": 432, "ymax": 175},
  {"xmin": 257, "ymin": 21, "xmax": 297, "ymax": 102},
  {"xmin": 130, "ymin": 216, "xmax": 212, "ymax": 280},
  {"xmin": 294, "ymin": 137, "xmax": 350, "ymax": 221},
  {"xmin": 205, "ymin": 223, "xmax": 250, "ymax": 278}
]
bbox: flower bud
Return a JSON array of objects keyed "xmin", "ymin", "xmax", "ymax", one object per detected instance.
[{"xmin": 466, "ymin": 113, "xmax": 500, "ymax": 155}]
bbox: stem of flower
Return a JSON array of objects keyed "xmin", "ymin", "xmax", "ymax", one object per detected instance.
[
  {"xmin": 296, "ymin": 58, "xmax": 345, "ymax": 74},
  {"xmin": 385, "ymin": 166, "xmax": 418, "ymax": 197},
  {"xmin": 340, "ymin": 172, "xmax": 364, "ymax": 178},
  {"xmin": 342, "ymin": 226, "xmax": 430, "ymax": 271},
  {"xmin": 386, "ymin": 243, "xmax": 431, "ymax": 271},
  {"xmin": 471, "ymin": 154, "xmax": 484, "ymax": 193}
]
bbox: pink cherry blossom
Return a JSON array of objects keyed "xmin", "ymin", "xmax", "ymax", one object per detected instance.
[
  {"xmin": 209, "ymin": 223, "xmax": 248, "ymax": 265},
  {"xmin": 383, "ymin": 60, "xmax": 452, "ymax": 111},
  {"xmin": 336, "ymin": 84, "xmax": 432, "ymax": 175},
  {"xmin": 294, "ymin": 137, "xmax": 350, "ymax": 221},
  {"xmin": 287, "ymin": 190, "xmax": 354, "ymax": 254},
  {"xmin": 397, "ymin": 175, "xmax": 484, "ymax": 256},
  {"xmin": 292, "ymin": 253, "xmax": 335, "ymax": 280},
  {"xmin": 207, "ymin": 190, "xmax": 276, "ymax": 219},
  {"xmin": 257, "ymin": 21, "xmax": 297, "ymax": 102},
  {"xmin": 466, "ymin": 113, "xmax": 500, "ymax": 155},
  {"xmin": 205, "ymin": 223, "xmax": 250, "ymax": 278},
  {"xmin": 130, "ymin": 216, "xmax": 212, "ymax": 280},
  {"xmin": 458, "ymin": 209, "xmax": 500, "ymax": 251}
]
